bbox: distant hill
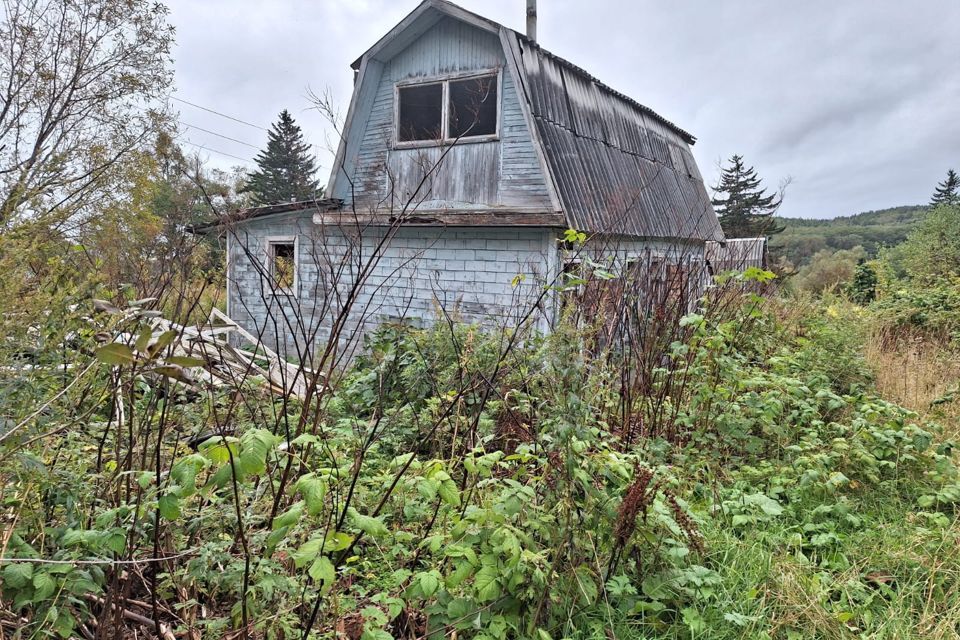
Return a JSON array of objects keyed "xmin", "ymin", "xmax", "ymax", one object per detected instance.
[{"xmin": 770, "ymin": 205, "xmax": 928, "ymax": 266}]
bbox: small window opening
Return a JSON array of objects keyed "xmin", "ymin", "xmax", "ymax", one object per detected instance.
[
  {"xmin": 269, "ymin": 242, "xmax": 296, "ymax": 292},
  {"xmin": 448, "ymin": 75, "xmax": 498, "ymax": 138},
  {"xmin": 398, "ymin": 83, "xmax": 443, "ymax": 142}
]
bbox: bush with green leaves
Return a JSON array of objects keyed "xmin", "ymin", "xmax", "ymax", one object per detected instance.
[{"xmin": 2, "ymin": 289, "xmax": 959, "ymax": 639}]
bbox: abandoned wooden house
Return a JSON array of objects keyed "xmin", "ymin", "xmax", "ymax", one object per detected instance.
[{"xmin": 220, "ymin": 0, "xmax": 725, "ymax": 360}]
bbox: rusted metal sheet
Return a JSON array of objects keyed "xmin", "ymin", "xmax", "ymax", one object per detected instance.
[{"xmin": 512, "ymin": 33, "xmax": 724, "ymax": 242}]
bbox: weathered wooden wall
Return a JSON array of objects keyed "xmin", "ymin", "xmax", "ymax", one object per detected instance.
[
  {"xmin": 226, "ymin": 213, "xmax": 708, "ymax": 363},
  {"xmin": 331, "ymin": 17, "xmax": 553, "ymax": 214}
]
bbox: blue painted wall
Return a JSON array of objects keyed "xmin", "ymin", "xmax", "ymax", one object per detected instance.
[{"xmin": 331, "ymin": 17, "xmax": 553, "ymax": 213}]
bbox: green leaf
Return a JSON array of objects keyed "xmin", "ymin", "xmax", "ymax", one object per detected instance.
[
  {"xmin": 417, "ymin": 571, "xmax": 440, "ymax": 597},
  {"xmin": 158, "ymin": 495, "xmax": 181, "ymax": 521},
  {"xmin": 167, "ymin": 356, "xmax": 207, "ymax": 367},
  {"xmin": 417, "ymin": 479, "xmax": 438, "ymax": 502},
  {"xmin": 170, "ymin": 454, "xmax": 208, "ymax": 495},
  {"xmin": 32, "ymin": 572, "xmax": 56, "ymax": 601},
  {"xmin": 682, "ymin": 607, "xmax": 707, "ymax": 633},
  {"xmin": 724, "ymin": 612, "xmax": 757, "ymax": 627},
  {"xmin": 273, "ymin": 501, "xmax": 304, "ymax": 529},
  {"xmin": 53, "ymin": 610, "xmax": 75, "ymax": 638},
  {"xmin": 105, "ymin": 531, "xmax": 126, "ymax": 555},
  {"xmin": 348, "ymin": 508, "xmax": 389, "ymax": 538},
  {"xmin": 474, "ymin": 559, "xmax": 501, "ymax": 602},
  {"xmin": 153, "ymin": 364, "xmax": 193, "ymax": 383},
  {"xmin": 574, "ymin": 565, "xmax": 598, "ymax": 604},
  {"xmin": 309, "ymin": 556, "xmax": 336, "ymax": 594},
  {"xmin": 323, "ymin": 531, "xmax": 354, "ymax": 553},
  {"xmin": 437, "ymin": 477, "xmax": 461, "ymax": 507},
  {"xmin": 296, "ymin": 474, "xmax": 327, "ymax": 516},
  {"xmin": 96, "ymin": 343, "xmax": 135, "ymax": 366},
  {"xmin": 147, "ymin": 330, "xmax": 178, "ymax": 358},
  {"xmin": 446, "ymin": 560, "xmax": 475, "ymax": 589},
  {"xmin": 266, "ymin": 526, "xmax": 290, "ymax": 550},
  {"xmin": 238, "ymin": 428, "xmax": 280, "ymax": 476},
  {"xmin": 3, "ymin": 563, "xmax": 33, "ymax": 588},
  {"xmin": 292, "ymin": 538, "xmax": 323, "ymax": 569},
  {"xmin": 199, "ymin": 437, "xmax": 238, "ymax": 464},
  {"xmin": 134, "ymin": 326, "xmax": 153, "ymax": 353}
]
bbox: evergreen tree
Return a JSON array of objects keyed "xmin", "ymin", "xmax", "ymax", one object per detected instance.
[
  {"xmin": 930, "ymin": 169, "xmax": 960, "ymax": 207},
  {"xmin": 241, "ymin": 110, "xmax": 320, "ymax": 205},
  {"xmin": 711, "ymin": 154, "xmax": 784, "ymax": 238}
]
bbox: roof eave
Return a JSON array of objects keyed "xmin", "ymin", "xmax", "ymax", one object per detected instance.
[{"xmin": 188, "ymin": 198, "xmax": 343, "ymax": 233}]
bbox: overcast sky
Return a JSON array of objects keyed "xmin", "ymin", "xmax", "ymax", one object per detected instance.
[{"xmin": 165, "ymin": 0, "xmax": 960, "ymax": 219}]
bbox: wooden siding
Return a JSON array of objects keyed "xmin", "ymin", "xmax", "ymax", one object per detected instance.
[{"xmin": 331, "ymin": 16, "xmax": 554, "ymax": 215}]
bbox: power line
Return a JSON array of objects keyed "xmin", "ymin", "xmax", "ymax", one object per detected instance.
[
  {"xmin": 182, "ymin": 139, "xmax": 253, "ymax": 165},
  {"xmin": 132, "ymin": 103, "xmax": 262, "ymax": 152},
  {"xmin": 181, "ymin": 121, "xmax": 260, "ymax": 150},
  {"xmin": 171, "ymin": 96, "xmax": 269, "ymax": 132}
]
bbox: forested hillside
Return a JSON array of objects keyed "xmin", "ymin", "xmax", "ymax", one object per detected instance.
[{"xmin": 772, "ymin": 205, "xmax": 928, "ymax": 266}]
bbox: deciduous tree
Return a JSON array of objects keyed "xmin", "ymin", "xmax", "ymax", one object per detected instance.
[{"xmin": 0, "ymin": 0, "xmax": 174, "ymax": 229}]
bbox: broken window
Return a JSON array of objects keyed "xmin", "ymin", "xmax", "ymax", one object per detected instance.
[
  {"xmin": 396, "ymin": 73, "xmax": 498, "ymax": 144},
  {"xmin": 268, "ymin": 241, "xmax": 296, "ymax": 292},
  {"xmin": 397, "ymin": 82, "xmax": 443, "ymax": 142},
  {"xmin": 448, "ymin": 75, "xmax": 497, "ymax": 138}
]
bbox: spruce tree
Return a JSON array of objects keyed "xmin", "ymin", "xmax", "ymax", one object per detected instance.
[
  {"xmin": 711, "ymin": 154, "xmax": 784, "ymax": 238},
  {"xmin": 241, "ymin": 110, "xmax": 321, "ymax": 205},
  {"xmin": 930, "ymin": 169, "xmax": 959, "ymax": 207}
]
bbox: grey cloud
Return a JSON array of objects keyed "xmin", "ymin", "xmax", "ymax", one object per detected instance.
[{"xmin": 166, "ymin": 0, "xmax": 960, "ymax": 217}]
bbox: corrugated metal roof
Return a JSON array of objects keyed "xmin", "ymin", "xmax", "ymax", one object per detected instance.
[
  {"xmin": 705, "ymin": 237, "xmax": 768, "ymax": 273},
  {"xmin": 510, "ymin": 32, "xmax": 725, "ymax": 242}
]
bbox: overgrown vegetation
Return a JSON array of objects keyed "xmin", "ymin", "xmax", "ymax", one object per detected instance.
[{"xmin": 2, "ymin": 258, "xmax": 958, "ymax": 638}]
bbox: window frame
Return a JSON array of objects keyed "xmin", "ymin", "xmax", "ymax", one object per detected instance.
[
  {"xmin": 264, "ymin": 236, "xmax": 299, "ymax": 297},
  {"xmin": 393, "ymin": 68, "xmax": 502, "ymax": 149}
]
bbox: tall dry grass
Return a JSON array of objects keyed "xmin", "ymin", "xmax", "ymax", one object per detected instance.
[{"xmin": 864, "ymin": 330, "xmax": 960, "ymax": 440}]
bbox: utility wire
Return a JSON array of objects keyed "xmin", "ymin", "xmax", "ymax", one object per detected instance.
[
  {"xmin": 181, "ymin": 121, "xmax": 260, "ymax": 149},
  {"xmin": 182, "ymin": 140, "xmax": 253, "ymax": 165},
  {"xmin": 171, "ymin": 96, "xmax": 269, "ymax": 132}
]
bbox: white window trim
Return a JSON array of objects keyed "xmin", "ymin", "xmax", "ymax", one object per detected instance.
[
  {"xmin": 263, "ymin": 236, "xmax": 298, "ymax": 298},
  {"xmin": 393, "ymin": 67, "xmax": 502, "ymax": 149}
]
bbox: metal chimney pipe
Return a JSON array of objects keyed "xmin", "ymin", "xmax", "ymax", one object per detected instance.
[{"xmin": 526, "ymin": 0, "xmax": 537, "ymax": 41}]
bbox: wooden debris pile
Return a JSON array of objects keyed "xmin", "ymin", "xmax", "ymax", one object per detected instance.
[{"xmin": 95, "ymin": 304, "xmax": 318, "ymax": 401}]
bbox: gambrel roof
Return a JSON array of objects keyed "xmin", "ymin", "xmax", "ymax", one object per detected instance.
[{"xmin": 330, "ymin": 0, "xmax": 724, "ymax": 242}]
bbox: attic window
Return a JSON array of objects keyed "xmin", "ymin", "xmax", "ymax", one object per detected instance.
[
  {"xmin": 448, "ymin": 75, "xmax": 497, "ymax": 138},
  {"xmin": 398, "ymin": 82, "xmax": 443, "ymax": 142},
  {"xmin": 396, "ymin": 72, "xmax": 499, "ymax": 144}
]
